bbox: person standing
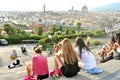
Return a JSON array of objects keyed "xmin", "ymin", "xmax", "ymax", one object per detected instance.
[{"xmin": 86, "ymin": 35, "xmax": 92, "ymax": 47}]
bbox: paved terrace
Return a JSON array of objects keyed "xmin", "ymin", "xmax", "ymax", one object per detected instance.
[{"xmin": 0, "ymin": 44, "xmax": 120, "ymax": 80}]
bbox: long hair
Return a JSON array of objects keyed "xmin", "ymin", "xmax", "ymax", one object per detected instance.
[
  {"xmin": 61, "ymin": 38, "xmax": 78, "ymax": 64},
  {"xmin": 75, "ymin": 37, "xmax": 91, "ymax": 58},
  {"xmin": 116, "ymin": 33, "xmax": 120, "ymax": 45}
]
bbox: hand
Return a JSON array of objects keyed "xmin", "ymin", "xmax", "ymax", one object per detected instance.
[
  {"xmin": 54, "ymin": 46, "xmax": 59, "ymax": 53},
  {"xmin": 78, "ymin": 61, "xmax": 84, "ymax": 68},
  {"xmin": 55, "ymin": 51, "xmax": 61, "ymax": 56}
]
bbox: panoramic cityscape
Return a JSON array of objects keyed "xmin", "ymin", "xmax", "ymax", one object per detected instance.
[
  {"xmin": 0, "ymin": 0, "xmax": 120, "ymax": 80},
  {"xmin": 0, "ymin": 4, "xmax": 120, "ymax": 32}
]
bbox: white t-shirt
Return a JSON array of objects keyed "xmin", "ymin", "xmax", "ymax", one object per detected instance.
[{"xmin": 75, "ymin": 47, "xmax": 96, "ymax": 70}]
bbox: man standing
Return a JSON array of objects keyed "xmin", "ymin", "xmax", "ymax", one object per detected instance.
[{"xmin": 86, "ymin": 35, "xmax": 92, "ymax": 47}]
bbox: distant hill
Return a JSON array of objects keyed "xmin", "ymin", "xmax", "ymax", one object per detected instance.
[{"xmin": 91, "ymin": 3, "xmax": 120, "ymax": 11}]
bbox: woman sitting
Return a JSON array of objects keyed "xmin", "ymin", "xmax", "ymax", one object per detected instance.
[
  {"xmin": 53, "ymin": 38, "xmax": 83, "ymax": 79},
  {"xmin": 25, "ymin": 45, "xmax": 49, "ymax": 80},
  {"xmin": 8, "ymin": 50, "xmax": 20, "ymax": 69},
  {"xmin": 99, "ymin": 44, "xmax": 114, "ymax": 62},
  {"xmin": 74, "ymin": 37, "xmax": 103, "ymax": 74}
]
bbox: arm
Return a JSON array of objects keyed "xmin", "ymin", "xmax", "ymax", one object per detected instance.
[
  {"xmin": 54, "ymin": 46, "xmax": 59, "ymax": 53},
  {"xmin": 54, "ymin": 45, "xmax": 61, "ymax": 56},
  {"xmin": 75, "ymin": 47, "xmax": 84, "ymax": 68},
  {"xmin": 107, "ymin": 42, "xmax": 115, "ymax": 52},
  {"xmin": 113, "ymin": 43, "xmax": 118, "ymax": 51},
  {"xmin": 55, "ymin": 50, "xmax": 61, "ymax": 56},
  {"xmin": 77, "ymin": 57, "xmax": 84, "ymax": 68},
  {"xmin": 31, "ymin": 58, "xmax": 34, "ymax": 75}
]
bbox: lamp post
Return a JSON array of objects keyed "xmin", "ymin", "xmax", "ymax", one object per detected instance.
[
  {"xmin": 48, "ymin": 34, "xmax": 53, "ymax": 45},
  {"xmin": 48, "ymin": 34, "xmax": 52, "ymax": 39},
  {"xmin": 47, "ymin": 34, "xmax": 53, "ymax": 56}
]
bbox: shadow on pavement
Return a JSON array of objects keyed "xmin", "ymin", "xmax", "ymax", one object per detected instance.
[
  {"xmin": 100, "ymin": 69, "xmax": 120, "ymax": 80},
  {"xmin": 0, "ymin": 58, "xmax": 4, "ymax": 67}
]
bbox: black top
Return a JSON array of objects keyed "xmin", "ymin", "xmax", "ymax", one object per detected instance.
[{"xmin": 61, "ymin": 61, "xmax": 80, "ymax": 77}]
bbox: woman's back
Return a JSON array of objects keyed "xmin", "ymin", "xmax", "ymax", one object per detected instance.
[
  {"xmin": 33, "ymin": 54, "xmax": 49, "ymax": 76},
  {"xmin": 75, "ymin": 47, "xmax": 96, "ymax": 70}
]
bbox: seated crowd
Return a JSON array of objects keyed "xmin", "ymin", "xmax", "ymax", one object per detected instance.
[{"xmin": 9, "ymin": 32, "xmax": 119, "ymax": 80}]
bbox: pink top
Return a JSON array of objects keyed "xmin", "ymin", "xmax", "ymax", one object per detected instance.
[{"xmin": 32, "ymin": 54, "xmax": 49, "ymax": 76}]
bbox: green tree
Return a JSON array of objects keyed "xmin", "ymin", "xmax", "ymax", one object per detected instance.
[
  {"xmin": 50, "ymin": 24, "xmax": 57, "ymax": 35},
  {"xmin": 4, "ymin": 24, "xmax": 11, "ymax": 34},
  {"xmin": 60, "ymin": 25, "xmax": 63, "ymax": 31},
  {"xmin": 65, "ymin": 28, "xmax": 69, "ymax": 35},
  {"xmin": 0, "ymin": 29, "xmax": 2, "ymax": 33},
  {"xmin": 37, "ymin": 27, "xmax": 43, "ymax": 35},
  {"xmin": 70, "ymin": 29, "xmax": 75, "ymax": 34},
  {"xmin": 77, "ymin": 22, "xmax": 81, "ymax": 34},
  {"xmin": 4, "ymin": 24, "xmax": 18, "ymax": 35},
  {"xmin": 16, "ymin": 28, "xmax": 21, "ymax": 33},
  {"xmin": 9, "ymin": 27, "xmax": 17, "ymax": 35}
]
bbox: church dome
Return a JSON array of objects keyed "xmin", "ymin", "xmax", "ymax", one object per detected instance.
[{"xmin": 82, "ymin": 5, "xmax": 88, "ymax": 12}]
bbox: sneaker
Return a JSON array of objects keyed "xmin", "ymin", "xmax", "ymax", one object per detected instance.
[
  {"xmin": 50, "ymin": 69, "xmax": 55, "ymax": 77},
  {"xmin": 85, "ymin": 68, "xmax": 103, "ymax": 74},
  {"xmin": 52, "ymin": 74, "xmax": 59, "ymax": 80},
  {"xmin": 109, "ymin": 56, "xmax": 113, "ymax": 59},
  {"xmin": 100, "ymin": 59, "xmax": 105, "ymax": 63}
]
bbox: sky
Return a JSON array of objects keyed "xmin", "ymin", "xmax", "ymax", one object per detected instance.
[{"xmin": 0, "ymin": 0, "xmax": 120, "ymax": 11}]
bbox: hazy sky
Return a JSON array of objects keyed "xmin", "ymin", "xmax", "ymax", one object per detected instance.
[{"xmin": 0, "ymin": 0, "xmax": 120, "ymax": 11}]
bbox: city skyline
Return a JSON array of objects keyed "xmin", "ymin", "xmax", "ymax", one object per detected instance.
[{"xmin": 0, "ymin": 0, "xmax": 120, "ymax": 11}]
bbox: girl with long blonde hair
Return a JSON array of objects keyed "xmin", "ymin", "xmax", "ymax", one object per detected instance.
[{"xmin": 54, "ymin": 38, "xmax": 83, "ymax": 78}]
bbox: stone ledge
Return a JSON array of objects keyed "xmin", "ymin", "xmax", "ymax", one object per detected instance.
[{"xmin": 0, "ymin": 59, "xmax": 120, "ymax": 80}]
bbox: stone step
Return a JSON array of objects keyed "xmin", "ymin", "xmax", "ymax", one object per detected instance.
[{"xmin": 0, "ymin": 59, "xmax": 120, "ymax": 80}]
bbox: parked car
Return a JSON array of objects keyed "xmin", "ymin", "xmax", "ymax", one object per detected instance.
[{"xmin": 0, "ymin": 39, "xmax": 8, "ymax": 46}]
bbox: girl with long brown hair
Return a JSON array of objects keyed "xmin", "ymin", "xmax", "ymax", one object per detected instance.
[{"xmin": 75, "ymin": 37, "xmax": 103, "ymax": 74}]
